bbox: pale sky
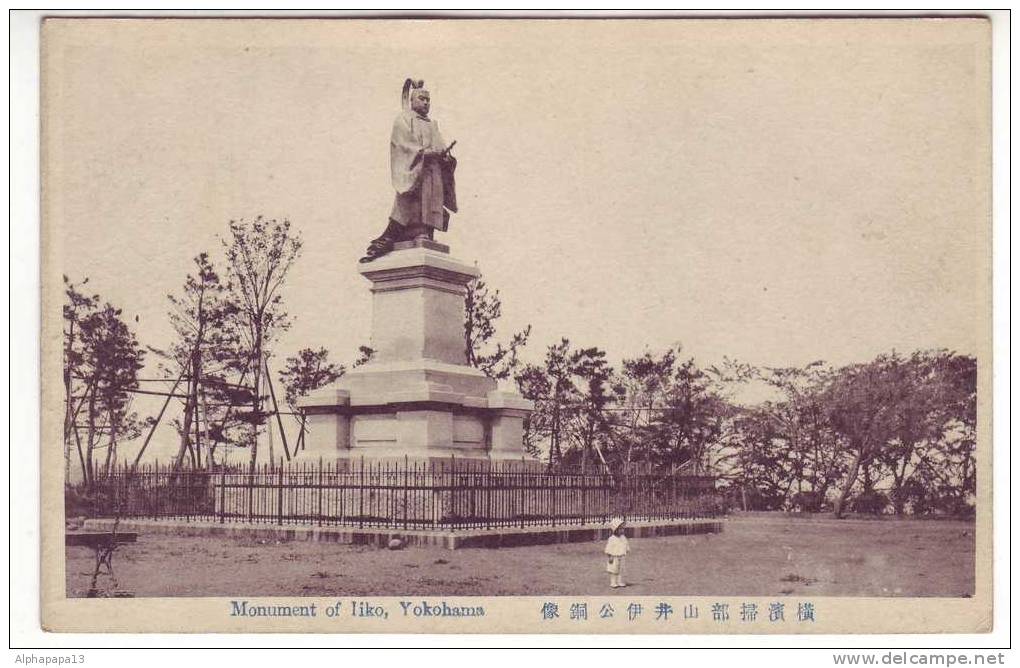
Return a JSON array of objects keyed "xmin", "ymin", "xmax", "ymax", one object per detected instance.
[{"xmin": 44, "ymin": 19, "xmax": 990, "ymax": 461}]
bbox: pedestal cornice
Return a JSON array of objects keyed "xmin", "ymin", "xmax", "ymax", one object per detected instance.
[{"xmin": 359, "ymin": 247, "xmax": 480, "ymax": 293}]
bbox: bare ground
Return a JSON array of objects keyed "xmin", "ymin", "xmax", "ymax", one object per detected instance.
[{"xmin": 66, "ymin": 515, "xmax": 975, "ymax": 598}]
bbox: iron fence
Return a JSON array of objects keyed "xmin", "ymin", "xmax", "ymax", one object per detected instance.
[{"xmin": 76, "ymin": 458, "xmax": 724, "ymax": 530}]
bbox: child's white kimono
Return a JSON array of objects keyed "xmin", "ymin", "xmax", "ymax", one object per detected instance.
[{"xmin": 604, "ymin": 534, "xmax": 630, "ymax": 587}]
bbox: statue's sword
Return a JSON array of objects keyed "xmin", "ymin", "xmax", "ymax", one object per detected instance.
[{"xmin": 411, "ymin": 141, "xmax": 456, "ymax": 169}]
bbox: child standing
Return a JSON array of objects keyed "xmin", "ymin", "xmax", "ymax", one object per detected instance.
[{"xmin": 604, "ymin": 517, "xmax": 630, "ymax": 588}]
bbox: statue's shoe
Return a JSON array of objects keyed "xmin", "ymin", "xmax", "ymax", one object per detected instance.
[{"xmin": 359, "ymin": 238, "xmax": 394, "ymax": 263}]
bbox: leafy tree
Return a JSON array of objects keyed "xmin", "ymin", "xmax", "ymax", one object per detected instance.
[
  {"xmin": 908, "ymin": 420, "xmax": 975, "ymax": 515},
  {"xmin": 755, "ymin": 362, "xmax": 847, "ymax": 509},
  {"xmin": 615, "ymin": 349, "xmax": 676, "ymax": 469},
  {"xmin": 63, "ymin": 276, "xmax": 99, "ymax": 481},
  {"xmin": 726, "ymin": 404, "xmax": 792, "ymax": 510},
  {"xmin": 875, "ymin": 351, "xmax": 977, "ymax": 514},
  {"xmin": 824, "ymin": 353, "xmax": 917, "ymax": 518},
  {"xmin": 713, "ymin": 351, "xmax": 976, "ymax": 516},
  {"xmin": 516, "ymin": 340, "xmax": 572, "ymax": 466},
  {"xmin": 279, "ymin": 347, "xmax": 345, "ymax": 410},
  {"xmin": 464, "ymin": 277, "xmax": 531, "ymax": 380},
  {"xmin": 277, "ymin": 347, "xmax": 345, "ymax": 456},
  {"xmin": 221, "ymin": 216, "xmax": 303, "ymax": 471},
  {"xmin": 515, "ymin": 338, "xmax": 617, "ymax": 471},
  {"xmin": 615, "ymin": 347, "xmax": 730, "ymax": 474},
  {"xmin": 918, "ymin": 353, "xmax": 978, "ymax": 515},
  {"xmin": 560, "ymin": 345, "xmax": 618, "ymax": 473},
  {"xmin": 653, "ymin": 357, "xmax": 728, "ymax": 472},
  {"xmin": 154, "ymin": 253, "xmax": 243, "ymax": 470},
  {"xmin": 353, "ymin": 345, "xmax": 375, "ymax": 367},
  {"xmin": 63, "ymin": 279, "xmax": 144, "ymax": 487},
  {"xmin": 88, "ymin": 306, "xmax": 144, "ymax": 482},
  {"xmin": 515, "ymin": 362, "xmax": 553, "ymax": 460}
]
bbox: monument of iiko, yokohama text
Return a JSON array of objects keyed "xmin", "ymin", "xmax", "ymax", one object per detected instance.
[{"xmin": 297, "ymin": 79, "xmax": 534, "ymax": 464}]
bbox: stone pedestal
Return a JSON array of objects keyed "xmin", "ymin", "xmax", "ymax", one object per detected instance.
[{"xmin": 297, "ymin": 244, "xmax": 533, "ymax": 464}]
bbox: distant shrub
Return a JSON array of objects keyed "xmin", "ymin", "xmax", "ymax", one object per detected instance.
[
  {"xmin": 850, "ymin": 490, "xmax": 889, "ymax": 515},
  {"xmin": 790, "ymin": 491, "xmax": 828, "ymax": 513},
  {"xmin": 699, "ymin": 493, "xmax": 730, "ymax": 516},
  {"xmin": 740, "ymin": 487, "xmax": 786, "ymax": 511},
  {"xmin": 64, "ymin": 485, "xmax": 111, "ymax": 518},
  {"xmin": 910, "ymin": 491, "xmax": 975, "ymax": 518}
]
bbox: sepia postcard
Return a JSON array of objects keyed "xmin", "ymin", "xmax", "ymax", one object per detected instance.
[{"xmin": 39, "ymin": 16, "xmax": 993, "ymax": 635}]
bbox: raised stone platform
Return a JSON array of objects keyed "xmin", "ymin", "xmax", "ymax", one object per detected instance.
[
  {"xmin": 83, "ymin": 518, "xmax": 724, "ymax": 550},
  {"xmin": 298, "ymin": 245, "xmax": 534, "ymax": 463},
  {"xmin": 392, "ymin": 237, "xmax": 449, "ymax": 254}
]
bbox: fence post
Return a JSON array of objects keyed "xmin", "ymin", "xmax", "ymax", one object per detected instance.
[
  {"xmin": 595, "ymin": 471, "xmax": 603, "ymax": 526},
  {"xmin": 276, "ymin": 457, "xmax": 284, "ymax": 526},
  {"xmin": 358, "ymin": 457, "xmax": 365, "ymax": 528},
  {"xmin": 581, "ymin": 470, "xmax": 587, "ymax": 526},
  {"xmin": 154, "ymin": 461, "xmax": 160, "ymax": 521},
  {"xmin": 672, "ymin": 474, "xmax": 678, "ymax": 520},
  {"xmin": 219, "ymin": 464, "xmax": 226, "ymax": 524},
  {"xmin": 519, "ymin": 468, "xmax": 525, "ymax": 530},
  {"xmin": 246, "ymin": 463, "xmax": 253, "ymax": 523},
  {"xmin": 403, "ymin": 455, "xmax": 409, "ymax": 531},
  {"xmin": 317, "ymin": 456, "xmax": 323, "ymax": 527},
  {"xmin": 485, "ymin": 460, "xmax": 491, "ymax": 530},
  {"xmin": 337, "ymin": 460, "xmax": 344, "ymax": 525},
  {"xmin": 182, "ymin": 468, "xmax": 188, "ymax": 523}
]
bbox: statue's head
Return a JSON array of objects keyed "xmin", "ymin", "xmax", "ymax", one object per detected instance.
[
  {"xmin": 402, "ymin": 78, "xmax": 430, "ymax": 117},
  {"xmin": 410, "ymin": 88, "xmax": 430, "ymax": 117}
]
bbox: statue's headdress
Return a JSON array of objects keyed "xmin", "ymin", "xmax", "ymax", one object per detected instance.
[{"xmin": 401, "ymin": 78, "xmax": 427, "ymax": 111}]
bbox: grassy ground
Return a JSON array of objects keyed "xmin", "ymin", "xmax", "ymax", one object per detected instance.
[{"xmin": 66, "ymin": 515, "xmax": 975, "ymax": 598}]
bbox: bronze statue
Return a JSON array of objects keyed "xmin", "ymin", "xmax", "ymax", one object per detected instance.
[{"xmin": 360, "ymin": 79, "xmax": 458, "ymax": 263}]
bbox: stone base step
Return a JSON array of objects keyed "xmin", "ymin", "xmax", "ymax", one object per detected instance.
[{"xmin": 82, "ymin": 517, "xmax": 724, "ymax": 550}]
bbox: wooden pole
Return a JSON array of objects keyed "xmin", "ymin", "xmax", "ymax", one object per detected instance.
[
  {"xmin": 296, "ymin": 414, "xmax": 306, "ymax": 453},
  {"xmin": 132, "ymin": 368, "xmax": 188, "ymax": 468},
  {"xmin": 193, "ymin": 351, "xmax": 202, "ymax": 469},
  {"xmin": 199, "ymin": 378, "xmax": 211, "ymax": 471},
  {"xmin": 264, "ymin": 370, "xmax": 275, "ymax": 464},
  {"xmin": 264, "ymin": 355, "xmax": 291, "ymax": 461}
]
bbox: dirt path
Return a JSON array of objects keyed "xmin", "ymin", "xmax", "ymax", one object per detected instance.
[{"xmin": 66, "ymin": 516, "xmax": 975, "ymax": 598}]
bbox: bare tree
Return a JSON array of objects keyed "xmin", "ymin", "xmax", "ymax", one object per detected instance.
[{"xmin": 221, "ymin": 216, "xmax": 303, "ymax": 472}]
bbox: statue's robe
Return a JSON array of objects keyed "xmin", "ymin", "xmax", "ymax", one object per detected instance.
[{"xmin": 389, "ymin": 110, "xmax": 457, "ymax": 232}]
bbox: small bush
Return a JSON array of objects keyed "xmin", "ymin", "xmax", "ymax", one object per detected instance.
[
  {"xmin": 700, "ymin": 493, "xmax": 730, "ymax": 516},
  {"xmin": 741, "ymin": 488, "xmax": 786, "ymax": 511},
  {"xmin": 911, "ymin": 492, "xmax": 975, "ymax": 518},
  {"xmin": 790, "ymin": 491, "xmax": 828, "ymax": 513},
  {"xmin": 64, "ymin": 486, "xmax": 112, "ymax": 518},
  {"xmin": 850, "ymin": 490, "xmax": 889, "ymax": 515}
]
